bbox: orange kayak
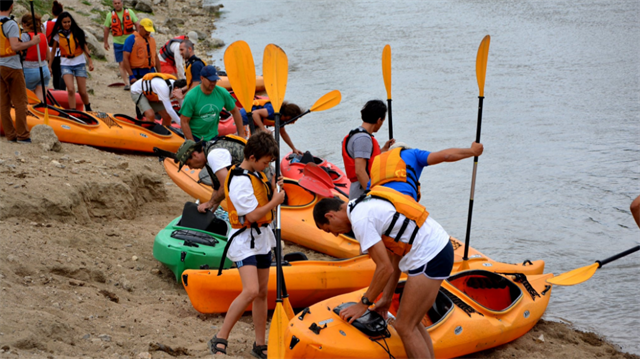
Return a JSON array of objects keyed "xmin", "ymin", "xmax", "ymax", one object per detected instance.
[
  {"xmin": 283, "ymin": 270, "xmax": 553, "ymax": 358},
  {"xmin": 9, "ymin": 104, "xmax": 184, "ymax": 153},
  {"xmin": 217, "ymin": 75, "xmax": 265, "ymax": 92}
]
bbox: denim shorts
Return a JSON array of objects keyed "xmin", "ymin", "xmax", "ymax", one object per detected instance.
[
  {"xmin": 113, "ymin": 43, "xmax": 124, "ymax": 63},
  {"xmin": 407, "ymin": 240, "xmax": 454, "ymax": 280},
  {"xmin": 235, "ymin": 251, "xmax": 272, "ymax": 269},
  {"xmin": 61, "ymin": 63, "xmax": 87, "ymax": 78},
  {"xmin": 23, "ymin": 66, "xmax": 51, "ymax": 90}
]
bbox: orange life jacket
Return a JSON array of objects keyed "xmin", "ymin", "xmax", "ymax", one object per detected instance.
[
  {"xmin": 185, "ymin": 55, "xmax": 206, "ymax": 88},
  {"xmin": 57, "ymin": 31, "xmax": 84, "ymax": 58},
  {"xmin": 129, "ymin": 31, "xmax": 157, "ymax": 69},
  {"xmin": 159, "ymin": 35, "xmax": 184, "ymax": 65},
  {"xmin": 140, "ymin": 72, "xmax": 176, "ymax": 102},
  {"xmin": 109, "ymin": 8, "xmax": 134, "ymax": 37},
  {"xmin": 369, "ymin": 147, "xmax": 422, "ymax": 201},
  {"xmin": 224, "ymin": 165, "xmax": 274, "ymax": 230},
  {"xmin": 23, "ymin": 33, "xmax": 47, "ymax": 62},
  {"xmin": 342, "ymin": 128, "xmax": 381, "ymax": 183},
  {"xmin": 0, "ymin": 17, "xmax": 19, "ymax": 58},
  {"xmin": 349, "ymin": 186, "xmax": 429, "ymax": 257}
]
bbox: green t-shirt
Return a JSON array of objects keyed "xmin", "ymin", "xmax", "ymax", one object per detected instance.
[
  {"xmin": 103, "ymin": 8, "xmax": 139, "ymax": 45},
  {"xmin": 181, "ymin": 85, "xmax": 237, "ymax": 141}
]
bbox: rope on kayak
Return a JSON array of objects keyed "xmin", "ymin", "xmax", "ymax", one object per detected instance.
[
  {"xmin": 503, "ymin": 273, "xmax": 541, "ymax": 301},
  {"xmin": 88, "ymin": 111, "xmax": 122, "ymax": 128},
  {"xmin": 371, "ymin": 336, "xmax": 396, "ymax": 359},
  {"xmin": 441, "ymin": 288, "xmax": 484, "ymax": 318},
  {"xmin": 450, "ymin": 237, "xmax": 462, "ymax": 251}
]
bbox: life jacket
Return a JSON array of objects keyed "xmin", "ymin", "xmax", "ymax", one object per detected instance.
[
  {"xmin": 23, "ymin": 33, "xmax": 47, "ymax": 62},
  {"xmin": 109, "ymin": 8, "xmax": 134, "ymax": 37},
  {"xmin": 349, "ymin": 186, "xmax": 429, "ymax": 257},
  {"xmin": 45, "ymin": 20, "xmax": 55, "ymax": 43},
  {"xmin": 202, "ymin": 135, "xmax": 247, "ymax": 190},
  {"xmin": 249, "ymin": 99, "xmax": 277, "ymax": 126},
  {"xmin": 140, "ymin": 72, "xmax": 176, "ymax": 101},
  {"xmin": 0, "ymin": 17, "xmax": 20, "ymax": 58},
  {"xmin": 342, "ymin": 128, "xmax": 381, "ymax": 183},
  {"xmin": 129, "ymin": 31, "xmax": 156, "ymax": 69},
  {"xmin": 159, "ymin": 35, "xmax": 184, "ymax": 65},
  {"xmin": 57, "ymin": 30, "xmax": 84, "ymax": 58},
  {"xmin": 370, "ymin": 147, "xmax": 422, "ymax": 201},
  {"xmin": 185, "ymin": 55, "xmax": 207, "ymax": 88}
]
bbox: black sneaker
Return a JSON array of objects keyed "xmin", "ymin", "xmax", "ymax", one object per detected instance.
[{"xmin": 17, "ymin": 138, "xmax": 32, "ymax": 144}]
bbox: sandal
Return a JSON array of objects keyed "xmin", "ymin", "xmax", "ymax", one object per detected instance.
[
  {"xmin": 251, "ymin": 342, "xmax": 268, "ymax": 359},
  {"xmin": 208, "ymin": 334, "xmax": 228, "ymax": 355}
]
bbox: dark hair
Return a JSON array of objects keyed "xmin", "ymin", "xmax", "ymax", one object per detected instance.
[
  {"xmin": 361, "ymin": 99, "xmax": 387, "ymax": 124},
  {"xmin": 48, "ymin": 12, "xmax": 86, "ymax": 50},
  {"xmin": 313, "ymin": 197, "xmax": 344, "ymax": 227},
  {"xmin": 174, "ymin": 79, "xmax": 187, "ymax": 89},
  {"xmin": 21, "ymin": 13, "xmax": 42, "ymax": 31},
  {"xmin": 243, "ymin": 130, "xmax": 278, "ymax": 161},
  {"xmin": 0, "ymin": 1, "xmax": 13, "ymax": 12},
  {"xmin": 181, "ymin": 39, "xmax": 194, "ymax": 51},
  {"xmin": 51, "ymin": 1, "xmax": 63, "ymax": 17},
  {"xmin": 281, "ymin": 102, "xmax": 302, "ymax": 118}
]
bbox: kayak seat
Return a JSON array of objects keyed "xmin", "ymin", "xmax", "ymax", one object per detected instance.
[
  {"xmin": 114, "ymin": 113, "xmax": 172, "ymax": 136},
  {"xmin": 282, "ymin": 182, "xmax": 315, "ymax": 207},
  {"xmin": 179, "ymin": 202, "xmax": 228, "ymax": 236},
  {"xmin": 333, "ymin": 303, "xmax": 389, "ymax": 338},
  {"xmin": 283, "ymin": 252, "xmax": 308, "ymax": 262},
  {"xmin": 392, "ymin": 282, "xmax": 453, "ymax": 328},
  {"xmin": 171, "ymin": 229, "xmax": 219, "ymax": 247},
  {"xmin": 447, "ymin": 270, "xmax": 522, "ymax": 312}
]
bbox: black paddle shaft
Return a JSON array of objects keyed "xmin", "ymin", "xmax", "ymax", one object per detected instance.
[
  {"xmin": 246, "ymin": 110, "xmax": 256, "ymax": 135},
  {"xmin": 387, "ymin": 99, "xmax": 393, "ymax": 140},
  {"xmin": 462, "ymin": 96, "xmax": 484, "ymax": 261},
  {"xmin": 273, "ymin": 112, "xmax": 284, "ymax": 303},
  {"xmin": 597, "ymin": 245, "xmax": 640, "ymax": 267},
  {"xmin": 29, "ymin": 1, "xmax": 47, "ymax": 105}
]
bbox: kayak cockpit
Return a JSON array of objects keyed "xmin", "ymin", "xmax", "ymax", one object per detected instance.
[{"xmin": 446, "ymin": 270, "xmax": 522, "ymax": 313}]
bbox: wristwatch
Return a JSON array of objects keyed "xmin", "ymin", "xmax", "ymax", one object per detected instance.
[{"xmin": 361, "ymin": 295, "xmax": 373, "ymax": 306}]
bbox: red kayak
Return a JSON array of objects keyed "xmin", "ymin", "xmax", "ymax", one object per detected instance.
[
  {"xmin": 281, "ymin": 151, "xmax": 350, "ymax": 195},
  {"xmin": 47, "ymin": 89, "xmax": 84, "ymax": 111}
]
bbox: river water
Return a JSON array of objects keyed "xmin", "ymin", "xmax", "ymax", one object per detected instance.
[{"xmin": 205, "ymin": 0, "xmax": 640, "ymax": 353}]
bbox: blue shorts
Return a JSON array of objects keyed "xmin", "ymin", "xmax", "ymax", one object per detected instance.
[
  {"xmin": 61, "ymin": 64, "xmax": 87, "ymax": 78},
  {"xmin": 408, "ymin": 240, "xmax": 454, "ymax": 280},
  {"xmin": 235, "ymin": 251, "xmax": 272, "ymax": 269},
  {"xmin": 23, "ymin": 66, "xmax": 51, "ymax": 90},
  {"xmin": 113, "ymin": 43, "xmax": 124, "ymax": 63},
  {"xmin": 132, "ymin": 67, "xmax": 155, "ymax": 79}
]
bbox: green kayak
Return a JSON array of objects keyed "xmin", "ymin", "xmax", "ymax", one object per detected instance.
[{"xmin": 153, "ymin": 215, "xmax": 233, "ymax": 282}]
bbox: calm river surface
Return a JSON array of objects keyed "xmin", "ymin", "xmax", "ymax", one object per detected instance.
[{"xmin": 206, "ymin": 0, "xmax": 640, "ymax": 353}]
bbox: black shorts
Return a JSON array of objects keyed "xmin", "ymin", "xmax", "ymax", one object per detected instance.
[
  {"xmin": 235, "ymin": 251, "xmax": 272, "ymax": 269},
  {"xmin": 407, "ymin": 240, "xmax": 454, "ymax": 280}
]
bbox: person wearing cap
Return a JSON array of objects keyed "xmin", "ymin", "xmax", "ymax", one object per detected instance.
[
  {"xmin": 367, "ymin": 141, "xmax": 484, "ymax": 202},
  {"xmin": 122, "ymin": 17, "xmax": 160, "ymax": 85},
  {"xmin": 158, "ymin": 31, "xmax": 198, "ymax": 79},
  {"xmin": 102, "ymin": 0, "xmax": 139, "ymax": 91},
  {"xmin": 179, "ymin": 65, "xmax": 246, "ymax": 141},
  {"xmin": 130, "ymin": 73, "xmax": 186, "ymax": 126}
]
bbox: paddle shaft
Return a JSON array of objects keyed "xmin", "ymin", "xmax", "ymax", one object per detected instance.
[
  {"xmin": 462, "ymin": 96, "xmax": 484, "ymax": 261},
  {"xmin": 387, "ymin": 99, "xmax": 393, "ymax": 140},
  {"xmin": 597, "ymin": 245, "xmax": 640, "ymax": 267},
  {"xmin": 273, "ymin": 112, "xmax": 284, "ymax": 303},
  {"xmin": 280, "ymin": 109, "xmax": 310, "ymax": 128},
  {"xmin": 246, "ymin": 110, "xmax": 256, "ymax": 135}
]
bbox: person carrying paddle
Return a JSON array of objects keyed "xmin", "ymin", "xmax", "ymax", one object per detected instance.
[
  {"xmin": 179, "ymin": 65, "xmax": 245, "ymax": 141},
  {"xmin": 158, "ymin": 31, "xmax": 198, "ymax": 79},
  {"xmin": 313, "ymin": 188, "xmax": 453, "ymax": 359},
  {"xmin": 342, "ymin": 99, "xmax": 395, "ymax": 200},
  {"xmin": 102, "ymin": 0, "xmax": 139, "ymax": 91},
  {"xmin": 20, "ymin": 14, "xmax": 50, "ymax": 103},
  {"xmin": 130, "ymin": 73, "xmax": 186, "ymax": 126},
  {"xmin": 208, "ymin": 131, "xmax": 285, "ymax": 358},
  {"xmin": 240, "ymin": 100, "xmax": 303, "ymax": 154},
  {"xmin": 368, "ymin": 141, "xmax": 484, "ymax": 201}
]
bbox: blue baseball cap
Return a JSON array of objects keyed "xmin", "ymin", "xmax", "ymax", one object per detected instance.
[{"xmin": 200, "ymin": 65, "xmax": 221, "ymax": 81}]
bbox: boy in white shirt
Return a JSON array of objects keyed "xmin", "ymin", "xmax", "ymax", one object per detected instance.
[{"xmin": 130, "ymin": 73, "xmax": 186, "ymax": 126}]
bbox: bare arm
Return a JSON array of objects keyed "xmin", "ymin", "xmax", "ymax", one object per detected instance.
[
  {"xmin": 154, "ymin": 53, "xmax": 161, "ymax": 72},
  {"xmin": 631, "ymin": 195, "xmax": 640, "ymax": 229},
  {"xmin": 9, "ymin": 35, "xmax": 39, "ymax": 52},
  {"xmin": 251, "ymin": 108, "xmax": 268, "ymax": 131},
  {"xmin": 245, "ymin": 188, "xmax": 285, "ymax": 223},
  {"xmin": 103, "ymin": 27, "xmax": 110, "ymax": 50},
  {"xmin": 83, "ymin": 44, "xmax": 94, "ymax": 71},
  {"xmin": 180, "ymin": 115, "xmax": 194, "ymax": 140},
  {"xmin": 427, "ymin": 142, "xmax": 484, "ymax": 166},
  {"xmin": 279, "ymin": 127, "xmax": 301, "ymax": 154},
  {"xmin": 354, "ymin": 157, "xmax": 370, "ymax": 190},
  {"xmin": 48, "ymin": 42, "xmax": 58, "ymax": 70},
  {"xmin": 230, "ymin": 106, "xmax": 246, "ymax": 138}
]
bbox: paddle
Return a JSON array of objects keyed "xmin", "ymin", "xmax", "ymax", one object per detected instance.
[
  {"xmin": 263, "ymin": 43, "xmax": 292, "ymax": 359},
  {"xmin": 29, "ymin": 0, "xmax": 50, "ymax": 126},
  {"xmin": 280, "ymin": 89, "xmax": 342, "ymax": 128},
  {"xmin": 224, "ymin": 40, "xmax": 256, "ymax": 135},
  {"xmin": 303, "ymin": 163, "xmax": 349, "ymax": 198},
  {"xmin": 382, "ymin": 44, "xmax": 392, "ymax": 140},
  {"xmin": 461, "ymin": 35, "xmax": 491, "ymax": 268},
  {"xmin": 547, "ymin": 245, "xmax": 640, "ymax": 286},
  {"xmin": 298, "ymin": 175, "xmax": 334, "ymax": 198}
]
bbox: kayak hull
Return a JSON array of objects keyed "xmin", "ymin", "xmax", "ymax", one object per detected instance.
[{"xmin": 281, "ymin": 151, "xmax": 351, "ymax": 195}]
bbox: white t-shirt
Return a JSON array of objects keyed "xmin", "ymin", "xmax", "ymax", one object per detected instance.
[
  {"xmin": 159, "ymin": 41, "xmax": 185, "ymax": 79},
  {"xmin": 226, "ymin": 174, "xmax": 276, "ymax": 262},
  {"xmin": 130, "ymin": 77, "xmax": 181, "ymax": 124},
  {"xmin": 347, "ymin": 197, "xmax": 449, "ymax": 273},
  {"xmin": 207, "ymin": 148, "xmax": 232, "ymax": 174},
  {"xmin": 52, "ymin": 34, "xmax": 86, "ymax": 66}
]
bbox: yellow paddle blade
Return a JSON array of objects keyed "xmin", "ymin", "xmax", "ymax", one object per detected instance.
[
  {"xmin": 44, "ymin": 106, "xmax": 50, "ymax": 126},
  {"xmin": 267, "ymin": 303, "xmax": 288, "ymax": 359},
  {"xmin": 382, "ymin": 44, "xmax": 392, "ymax": 100},
  {"xmin": 263, "ymin": 44, "xmax": 288, "ymax": 113},
  {"xmin": 310, "ymin": 90, "xmax": 341, "ymax": 112},
  {"xmin": 546, "ymin": 263, "xmax": 599, "ymax": 286},
  {"xmin": 224, "ymin": 41, "xmax": 256, "ymax": 111},
  {"xmin": 283, "ymin": 297, "xmax": 294, "ymax": 320},
  {"xmin": 476, "ymin": 35, "xmax": 491, "ymax": 97}
]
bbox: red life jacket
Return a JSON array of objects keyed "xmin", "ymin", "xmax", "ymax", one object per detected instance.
[
  {"xmin": 159, "ymin": 35, "xmax": 184, "ymax": 65},
  {"xmin": 24, "ymin": 33, "xmax": 47, "ymax": 62},
  {"xmin": 341, "ymin": 127, "xmax": 381, "ymax": 183},
  {"xmin": 110, "ymin": 8, "xmax": 135, "ymax": 37},
  {"xmin": 45, "ymin": 20, "xmax": 56, "ymax": 43}
]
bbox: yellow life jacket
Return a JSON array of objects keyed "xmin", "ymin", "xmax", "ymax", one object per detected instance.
[
  {"xmin": 370, "ymin": 147, "xmax": 422, "ymax": 201},
  {"xmin": 0, "ymin": 17, "xmax": 20, "ymax": 58},
  {"xmin": 224, "ymin": 165, "xmax": 274, "ymax": 230},
  {"xmin": 140, "ymin": 73, "xmax": 176, "ymax": 102},
  {"xmin": 349, "ymin": 186, "xmax": 429, "ymax": 257},
  {"xmin": 185, "ymin": 55, "xmax": 207, "ymax": 88},
  {"xmin": 57, "ymin": 31, "xmax": 84, "ymax": 58}
]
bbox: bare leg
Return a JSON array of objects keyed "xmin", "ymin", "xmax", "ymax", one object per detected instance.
[
  {"xmin": 143, "ymin": 109, "xmax": 156, "ymax": 122},
  {"xmin": 76, "ymin": 76, "xmax": 90, "ymax": 108},
  {"xmin": 34, "ymin": 85, "xmax": 45, "ymax": 103},
  {"xmin": 252, "ymin": 267, "xmax": 270, "ymax": 353},
  {"xmin": 118, "ymin": 61, "xmax": 130, "ymax": 86},
  {"xmin": 157, "ymin": 109, "xmax": 172, "ymax": 126},
  {"xmin": 63, "ymin": 74, "xmax": 76, "ymax": 110}
]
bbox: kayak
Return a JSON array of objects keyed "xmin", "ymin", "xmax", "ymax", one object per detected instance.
[
  {"xmin": 181, "ymin": 239, "xmax": 544, "ymax": 314},
  {"xmin": 153, "ymin": 216, "xmax": 232, "ymax": 282},
  {"xmin": 7, "ymin": 104, "xmax": 184, "ymax": 153},
  {"xmin": 281, "ymin": 151, "xmax": 350, "ymax": 195},
  {"xmin": 218, "ymin": 75, "xmax": 265, "ymax": 92},
  {"xmin": 156, "ymin": 109, "xmax": 237, "ymax": 137},
  {"xmin": 282, "ymin": 270, "xmax": 553, "ymax": 359},
  {"xmin": 47, "ymin": 89, "xmax": 84, "ymax": 111}
]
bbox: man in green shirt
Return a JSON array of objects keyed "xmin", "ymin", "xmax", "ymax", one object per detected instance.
[
  {"xmin": 179, "ymin": 65, "xmax": 245, "ymax": 141},
  {"xmin": 103, "ymin": 0, "xmax": 139, "ymax": 90}
]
